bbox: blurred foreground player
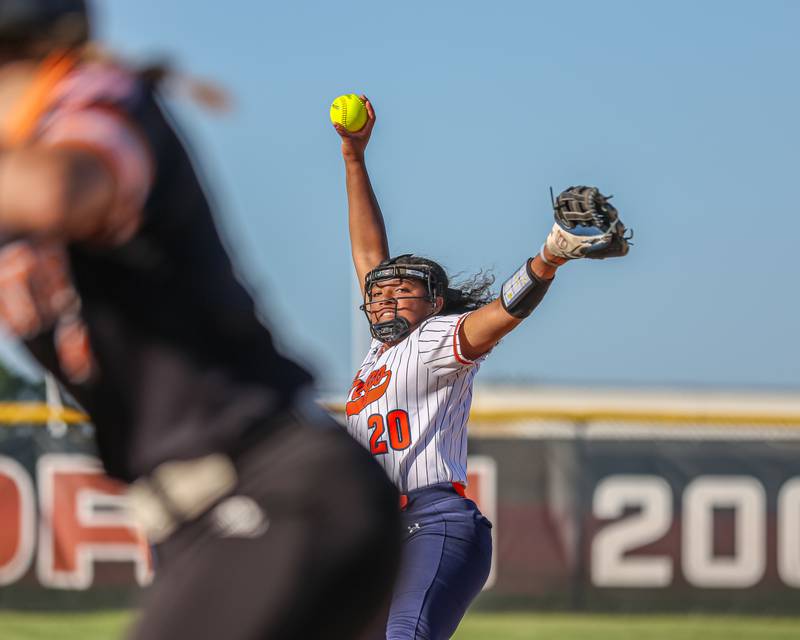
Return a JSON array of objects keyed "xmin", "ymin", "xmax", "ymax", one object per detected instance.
[{"xmin": 0, "ymin": 2, "xmax": 400, "ymax": 638}]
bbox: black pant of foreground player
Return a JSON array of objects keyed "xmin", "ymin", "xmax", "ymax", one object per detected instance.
[
  {"xmin": 136, "ymin": 406, "xmax": 400, "ymax": 640},
  {"xmin": 0, "ymin": 3, "xmax": 400, "ymax": 638}
]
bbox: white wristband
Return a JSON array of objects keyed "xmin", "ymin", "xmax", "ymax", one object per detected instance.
[{"xmin": 538, "ymin": 245, "xmax": 560, "ymax": 267}]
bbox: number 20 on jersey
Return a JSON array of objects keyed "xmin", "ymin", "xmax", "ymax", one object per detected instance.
[{"xmin": 367, "ymin": 410, "xmax": 411, "ymax": 455}]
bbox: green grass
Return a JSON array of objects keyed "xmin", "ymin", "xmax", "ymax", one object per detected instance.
[
  {"xmin": 0, "ymin": 611, "xmax": 133, "ymax": 640},
  {"xmin": 454, "ymin": 613, "xmax": 800, "ymax": 640},
  {"xmin": 1, "ymin": 611, "xmax": 799, "ymax": 639}
]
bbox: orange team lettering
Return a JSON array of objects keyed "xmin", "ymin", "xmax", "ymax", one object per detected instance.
[{"xmin": 346, "ymin": 366, "xmax": 392, "ymax": 417}]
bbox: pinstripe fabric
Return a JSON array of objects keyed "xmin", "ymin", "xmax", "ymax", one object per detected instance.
[{"xmin": 344, "ymin": 313, "xmax": 485, "ymax": 492}]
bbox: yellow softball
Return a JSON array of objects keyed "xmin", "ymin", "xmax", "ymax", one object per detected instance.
[{"xmin": 330, "ymin": 94, "xmax": 368, "ymax": 132}]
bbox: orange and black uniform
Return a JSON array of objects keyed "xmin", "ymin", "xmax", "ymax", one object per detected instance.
[
  {"xmin": 0, "ymin": 54, "xmax": 400, "ymax": 639},
  {"xmin": 14, "ymin": 56, "xmax": 312, "ymax": 483}
]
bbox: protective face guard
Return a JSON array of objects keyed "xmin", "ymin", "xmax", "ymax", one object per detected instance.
[{"xmin": 360, "ymin": 263, "xmax": 439, "ymax": 344}]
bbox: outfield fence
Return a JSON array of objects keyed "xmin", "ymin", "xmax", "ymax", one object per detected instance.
[
  {"xmin": 463, "ymin": 404, "xmax": 800, "ymax": 612},
  {"xmin": 2, "ymin": 398, "xmax": 800, "ymax": 611}
]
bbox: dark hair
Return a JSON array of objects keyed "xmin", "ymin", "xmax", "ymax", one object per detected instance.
[
  {"xmin": 0, "ymin": 0, "xmax": 90, "ymax": 57},
  {"xmin": 391, "ymin": 254, "xmax": 495, "ymax": 315}
]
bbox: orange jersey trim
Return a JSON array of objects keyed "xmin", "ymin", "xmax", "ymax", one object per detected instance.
[
  {"xmin": 2, "ymin": 51, "xmax": 77, "ymax": 147},
  {"xmin": 452, "ymin": 314, "xmax": 474, "ymax": 366}
]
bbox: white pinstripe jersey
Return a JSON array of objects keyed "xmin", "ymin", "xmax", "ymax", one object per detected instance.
[{"xmin": 344, "ymin": 313, "xmax": 486, "ymax": 492}]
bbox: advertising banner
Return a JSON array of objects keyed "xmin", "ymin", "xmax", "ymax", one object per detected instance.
[
  {"xmin": 0, "ymin": 419, "xmax": 150, "ymax": 609},
  {"xmin": 580, "ymin": 437, "xmax": 800, "ymax": 611},
  {"xmin": 3, "ymin": 409, "xmax": 800, "ymax": 612},
  {"xmin": 468, "ymin": 423, "xmax": 800, "ymax": 612}
]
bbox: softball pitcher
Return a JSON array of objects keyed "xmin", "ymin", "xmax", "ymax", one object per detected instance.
[{"xmin": 333, "ymin": 97, "xmax": 630, "ymax": 640}]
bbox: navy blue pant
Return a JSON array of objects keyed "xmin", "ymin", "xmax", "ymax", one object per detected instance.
[{"xmin": 387, "ymin": 484, "xmax": 492, "ymax": 640}]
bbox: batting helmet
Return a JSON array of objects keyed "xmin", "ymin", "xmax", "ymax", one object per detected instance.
[{"xmin": 0, "ymin": 0, "xmax": 90, "ymax": 49}]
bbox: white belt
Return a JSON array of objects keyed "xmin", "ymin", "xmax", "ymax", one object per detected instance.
[{"xmin": 128, "ymin": 454, "xmax": 237, "ymax": 543}]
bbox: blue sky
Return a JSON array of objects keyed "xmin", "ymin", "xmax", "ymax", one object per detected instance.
[{"xmin": 3, "ymin": 0, "xmax": 798, "ymax": 393}]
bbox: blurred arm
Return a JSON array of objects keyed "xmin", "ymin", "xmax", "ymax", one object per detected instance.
[
  {"xmin": 0, "ymin": 146, "xmax": 116, "ymax": 241},
  {"xmin": 0, "ymin": 105, "xmax": 153, "ymax": 245}
]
